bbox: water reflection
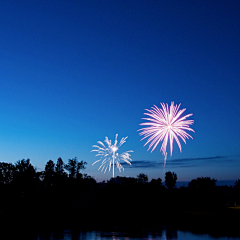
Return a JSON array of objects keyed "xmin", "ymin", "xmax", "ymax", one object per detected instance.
[
  {"xmin": 165, "ymin": 227, "xmax": 177, "ymax": 240},
  {"xmin": 34, "ymin": 229, "xmax": 237, "ymax": 240}
]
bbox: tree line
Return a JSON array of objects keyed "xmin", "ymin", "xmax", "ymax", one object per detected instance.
[{"xmin": 0, "ymin": 158, "xmax": 240, "ymax": 234}]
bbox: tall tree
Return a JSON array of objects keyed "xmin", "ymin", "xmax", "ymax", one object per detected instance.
[
  {"xmin": 65, "ymin": 157, "xmax": 87, "ymax": 179},
  {"xmin": 44, "ymin": 160, "xmax": 55, "ymax": 188},
  {"xmin": 55, "ymin": 157, "xmax": 65, "ymax": 175},
  {"xmin": 45, "ymin": 160, "xmax": 55, "ymax": 175},
  {"xmin": 165, "ymin": 171, "xmax": 177, "ymax": 190},
  {"xmin": 13, "ymin": 159, "xmax": 38, "ymax": 198},
  {"xmin": 14, "ymin": 159, "xmax": 36, "ymax": 183}
]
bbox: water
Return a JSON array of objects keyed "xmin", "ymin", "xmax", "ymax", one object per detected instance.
[{"xmin": 33, "ymin": 229, "xmax": 239, "ymax": 240}]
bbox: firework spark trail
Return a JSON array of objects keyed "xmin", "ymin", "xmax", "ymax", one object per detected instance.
[
  {"xmin": 164, "ymin": 152, "xmax": 167, "ymax": 167},
  {"xmin": 91, "ymin": 134, "xmax": 133, "ymax": 178},
  {"xmin": 138, "ymin": 101, "xmax": 194, "ymax": 158}
]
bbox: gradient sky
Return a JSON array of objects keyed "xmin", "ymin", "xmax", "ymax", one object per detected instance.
[{"xmin": 0, "ymin": 1, "xmax": 239, "ymax": 182}]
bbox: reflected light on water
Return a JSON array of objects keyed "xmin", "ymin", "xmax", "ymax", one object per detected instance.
[{"xmin": 34, "ymin": 229, "xmax": 239, "ymax": 240}]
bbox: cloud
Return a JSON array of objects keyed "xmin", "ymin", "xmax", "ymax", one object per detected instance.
[
  {"xmin": 164, "ymin": 156, "xmax": 228, "ymax": 167},
  {"xmin": 171, "ymin": 156, "xmax": 225, "ymax": 163},
  {"xmin": 123, "ymin": 155, "xmax": 238, "ymax": 169},
  {"xmin": 122, "ymin": 160, "xmax": 164, "ymax": 168}
]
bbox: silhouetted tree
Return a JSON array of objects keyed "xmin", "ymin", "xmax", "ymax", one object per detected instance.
[
  {"xmin": 137, "ymin": 173, "xmax": 148, "ymax": 184},
  {"xmin": 233, "ymin": 179, "xmax": 240, "ymax": 204},
  {"xmin": 2, "ymin": 155, "xmax": 240, "ymax": 231},
  {"xmin": 13, "ymin": 159, "xmax": 38, "ymax": 202},
  {"xmin": 165, "ymin": 171, "xmax": 177, "ymax": 190},
  {"xmin": 150, "ymin": 178, "xmax": 162, "ymax": 187},
  {"xmin": 187, "ymin": 177, "xmax": 218, "ymax": 209},
  {"xmin": 44, "ymin": 160, "xmax": 55, "ymax": 188},
  {"xmin": 54, "ymin": 158, "xmax": 67, "ymax": 188},
  {"xmin": 55, "ymin": 157, "xmax": 65, "ymax": 176},
  {"xmin": 45, "ymin": 160, "xmax": 55, "ymax": 174},
  {"xmin": 148, "ymin": 177, "xmax": 165, "ymax": 212},
  {"xmin": 14, "ymin": 159, "xmax": 36, "ymax": 184},
  {"xmin": 15, "ymin": 159, "xmax": 35, "ymax": 174},
  {"xmin": 0, "ymin": 162, "xmax": 15, "ymax": 184},
  {"xmin": 76, "ymin": 160, "xmax": 87, "ymax": 179},
  {"xmin": 65, "ymin": 157, "xmax": 87, "ymax": 179},
  {"xmin": 188, "ymin": 177, "xmax": 217, "ymax": 189},
  {"xmin": 234, "ymin": 179, "xmax": 240, "ymax": 190}
]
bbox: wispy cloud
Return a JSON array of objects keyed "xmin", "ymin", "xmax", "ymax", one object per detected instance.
[
  {"xmin": 171, "ymin": 156, "xmax": 224, "ymax": 163},
  {"xmin": 123, "ymin": 155, "xmax": 239, "ymax": 169},
  {"xmin": 122, "ymin": 160, "xmax": 164, "ymax": 168}
]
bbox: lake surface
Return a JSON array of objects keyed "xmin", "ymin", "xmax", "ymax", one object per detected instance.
[{"xmin": 33, "ymin": 229, "xmax": 239, "ymax": 240}]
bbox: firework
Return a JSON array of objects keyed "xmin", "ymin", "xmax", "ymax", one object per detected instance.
[
  {"xmin": 91, "ymin": 134, "xmax": 133, "ymax": 178},
  {"xmin": 138, "ymin": 102, "xmax": 194, "ymax": 157}
]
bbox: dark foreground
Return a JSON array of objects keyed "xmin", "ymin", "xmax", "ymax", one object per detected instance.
[
  {"xmin": 1, "ymin": 208, "xmax": 240, "ymax": 239},
  {"xmin": 1, "ymin": 159, "xmax": 240, "ymax": 238},
  {"xmin": 1, "ymin": 182, "xmax": 240, "ymax": 238}
]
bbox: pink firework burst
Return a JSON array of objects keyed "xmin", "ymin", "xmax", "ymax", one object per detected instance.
[{"xmin": 138, "ymin": 102, "xmax": 194, "ymax": 156}]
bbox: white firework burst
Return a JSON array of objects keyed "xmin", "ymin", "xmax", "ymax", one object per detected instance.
[{"xmin": 91, "ymin": 134, "xmax": 133, "ymax": 178}]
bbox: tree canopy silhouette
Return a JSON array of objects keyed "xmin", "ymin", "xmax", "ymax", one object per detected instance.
[
  {"xmin": 0, "ymin": 157, "xmax": 239, "ymax": 235},
  {"xmin": 55, "ymin": 157, "xmax": 65, "ymax": 176},
  {"xmin": 137, "ymin": 173, "xmax": 148, "ymax": 184},
  {"xmin": 188, "ymin": 177, "xmax": 217, "ymax": 189},
  {"xmin": 65, "ymin": 157, "xmax": 87, "ymax": 179},
  {"xmin": 165, "ymin": 171, "xmax": 177, "ymax": 190},
  {"xmin": 0, "ymin": 162, "xmax": 15, "ymax": 184}
]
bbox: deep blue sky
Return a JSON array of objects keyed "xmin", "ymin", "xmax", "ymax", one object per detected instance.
[{"xmin": 0, "ymin": 1, "xmax": 239, "ymax": 182}]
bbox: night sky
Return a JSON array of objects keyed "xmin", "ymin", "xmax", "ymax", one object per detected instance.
[{"xmin": 1, "ymin": 1, "xmax": 239, "ymax": 182}]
